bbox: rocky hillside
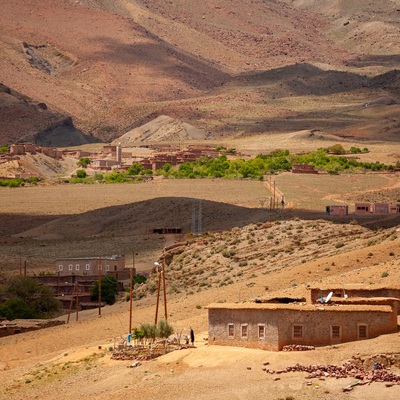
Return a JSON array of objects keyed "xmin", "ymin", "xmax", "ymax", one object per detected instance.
[{"xmin": 0, "ymin": 0, "xmax": 399, "ymax": 145}]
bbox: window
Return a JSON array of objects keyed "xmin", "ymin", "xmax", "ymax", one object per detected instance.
[
  {"xmin": 331, "ymin": 325, "xmax": 341, "ymax": 339},
  {"xmin": 241, "ymin": 324, "xmax": 248, "ymax": 339},
  {"xmin": 258, "ymin": 324, "xmax": 265, "ymax": 339},
  {"xmin": 106, "ymin": 264, "xmax": 110, "ymax": 271},
  {"xmin": 75, "ymin": 264, "xmax": 80, "ymax": 271},
  {"xmin": 86, "ymin": 264, "xmax": 90, "ymax": 271},
  {"xmin": 358, "ymin": 324, "xmax": 368, "ymax": 339},
  {"xmin": 58, "ymin": 265, "xmax": 63, "ymax": 271},
  {"xmin": 293, "ymin": 325, "xmax": 303, "ymax": 339},
  {"xmin": 228, "ymin": 323, "xmax": 234, "ymax": 338},
  {"xmin": 68, "ymin": 264, "xmax": 73, "ymax": 271}
]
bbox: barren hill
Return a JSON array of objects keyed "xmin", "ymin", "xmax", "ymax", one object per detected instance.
[{"xmin": 1, "ymin": 0, "xmax": 399, "ymax": 146}]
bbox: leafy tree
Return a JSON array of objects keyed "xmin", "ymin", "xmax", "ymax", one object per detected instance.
[
  {"xmin": 133, "ymin": 274, "xmax": 147, "ymax": 286},
  {"xmin": 7, "ymin": 276, "xmax": 40, "ymax": 304},
  {"xmin": 76, "ymin": 169, "xmax": 87, "ymax": 178},
  {"xmin": 157, "ymin": 319, "xmax": 174, "ymax": 338},
  {"xmin": 0, "ymin": 298, "xmax": 37, "ymax": 320},
  {"xmin": 4, "ymin": 277, "xmax": 60, "ymax": 318},
  {"xmin": 105, "ymin": 172, "xmax": 129, "ymax": 183},
  {"xmin": 77, "ymin": 157, "xmax": 91, "ymax": 168},
  {"xmin": 91, "ymin": 275, "xmax": 119, "ymax": 305},
  {"xmin": 162, "ymin": 163, "xmax": 172, "ymax": 173},
  {"xmin": 132, "ymin": 327, "xmax": 145, "ymax": 344},
  {"xmin": 328, "ymin": 144, "xmax": 346, "ymax": 155},
  {"xmin": 0, "ymin": 145, "xmax": 8, "ymax": 153},
  {"xmin": 127, "ymin": 163, "xmax": 144, "ymax": 175},
  {"xmin": 140, "ymin": 322, "xmax": 157, "ymax": 343}
]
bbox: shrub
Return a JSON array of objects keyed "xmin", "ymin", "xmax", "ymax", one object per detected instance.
[
  {"xmin": 381, "ymin": 271, "xmax": 389, "ymax": 278},
  {"xmin": 91, "ymin": 275, "xmax": 119, "ymax": 304},
  {"xmin": 157, "ymin": 319, "xmax": 174, "ymax": 338},
  {"xmin": 76, "ymin": 169, "xmax": 87, "ymax": 178}
]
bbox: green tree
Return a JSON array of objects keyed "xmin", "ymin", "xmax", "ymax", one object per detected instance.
[
  {"xmin": 127, "ymin": 163, "xmax": 144, "ymax": 175},
  {"xmin": 328, "ymin": 144, "xmax": 346, "ymax": 155},
  {"xmin": 0, "ymin": 298, "xmax": 37, "ymax": 320},
  {"xmin": 157, "ymin": 319, "xmax": 174, "ymax": 338},
  {"xmin": 132, "ymin": 327, "xmax": 145, "ymax": 344},
  {"xmin": 76, "ymin": 169, "xmax": 87, "ymax": 178},
  {"xmin": 105, "ymin": 172, "xmax": 129, "ymax": 183},
  {"xmin": 91, "ymin": 275, "xmax": 119, "ymax": 305},
  {"xmin": 77, "ymin": 157, "xmax": 91, "ymax": 168},
  {"xmin": 4, "ymin": 276, "xmax": 60, "ymax": 318},
  {"xmin": 0, "ymin": 145, "xmax": 8, "ymax": 153},
  {"xmin": 140, "ymin": 322, "xmax": 157, "ymax": 343},
  {"xmin": 133, "ymin": 274, "xmax": 147, "ymax": 286}
]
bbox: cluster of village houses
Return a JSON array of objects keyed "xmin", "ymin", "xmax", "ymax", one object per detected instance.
[
  {"xmin": 1, "ymin": 143, "xmax": 221, "ymax": 178},
  {"xmin": 1, "ymin": 254, "xmax": 399, "ymax": 352},
  {"xmin": 2, "ymin": 144, "xmax": 399, "ymax": 346}
]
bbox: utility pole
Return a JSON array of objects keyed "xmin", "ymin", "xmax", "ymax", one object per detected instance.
[
  {"xmin": 154, "ymin": 259, "xmax": 168, "ymax": 324},
  {"xmin": 258, "ymin": 197, "xmax": 267, "ymax": 222},
  {"xmin": 129, "ymin": 252, "xmax": 137, "ymax": 333},
  {"xmin": 98, "ymin": 256, "xmax": 102, "ymax": 316}
]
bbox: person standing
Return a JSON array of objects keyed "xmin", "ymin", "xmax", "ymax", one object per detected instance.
[{"xmin": 190, "ymin": 327, "xmax": 195, "ymax": 346}]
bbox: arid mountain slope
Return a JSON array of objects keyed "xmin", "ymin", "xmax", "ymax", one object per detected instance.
[
  {"xmin": 0, "ymin": 0, "xmax": 399, "ymax": 145},
  {"xmin": 283, "ymin": 0, "xmax": 400, "ymax": 57}
]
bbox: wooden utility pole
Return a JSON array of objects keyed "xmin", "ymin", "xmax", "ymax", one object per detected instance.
[
  {"xmin": 98, "ymin": 256, "xmax": 102, "ymax": 316},
  {"xmin": 67, "ymin": 283, "xmax": 78, "ymax": 324},
  {"xmin": 129, "ymin": 252, "xmax": 136, "ymax": 333},
  {"xmin": 154, "ymin": 260, "xmax": 168, "ymax": 325},
  {"xmin": 162, "ymin": 260, "xmax": 167, "ymax": 321},
  {"xmin": 154, "ymin": 264, "xmax": 161, "ymax": 325}
]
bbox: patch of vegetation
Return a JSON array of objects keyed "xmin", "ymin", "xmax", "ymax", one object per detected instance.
[
  {"xmin": 0, "ymin": 276, "xmax": 61, "ymax": 319},
  {"xmin": 91, "ymin": 275, "xmax": 119, "ymax": 305}
]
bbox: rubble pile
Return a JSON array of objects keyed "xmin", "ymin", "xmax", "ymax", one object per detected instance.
[
  {"xmin": 111, "ymin": 351, "xmax": 151, "ymax": 361},
  {"xmin": 282, "ymin": 344, "xmax": 315, "ymax": 351},
  {"xmin": 262, "ymin": 361, "xmax": 400, "ymax": 385}
]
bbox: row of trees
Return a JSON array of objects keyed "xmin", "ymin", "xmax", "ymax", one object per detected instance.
[
  {"xmin": 131, "ymin": 320, "xmax": 174, "ymax": 344},
  {"xmin": 156, "ymin": 148, "xmax": 393, "ymax": 179}
]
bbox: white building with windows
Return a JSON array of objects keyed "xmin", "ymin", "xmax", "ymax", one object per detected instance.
[{"xmin": 55, "ymin": 255, "xmax": 126, "ymax": 278}]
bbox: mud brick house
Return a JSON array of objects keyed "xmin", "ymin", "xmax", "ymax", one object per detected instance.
[
  {"xmin": 309, "ymin": 284, "xmax": 400, "ymax": 312},
  {"xmin": 291, "ymin": 164, "xmax": 318, "ymax": 174},
  {"xmin": 309, "ymin": 285, "xmax": 400, "ymax": 303},
  {"xmin": 373, "ymin": 202, "xmax": 400, "ymax": 214},
  {"xmin": 354, "ymin": 202, "xmax": 371, "ymax": 214},
  {"xmin": 326, "ymin": 205, "xmax": 348, "ymax": 217},
  {"xmin": 207, "ymin": 302, "xmax": 398, "ymax": 351},
  {"xmin": 56, "ymin": 255, "xmax": 128, "ymax": 280}
]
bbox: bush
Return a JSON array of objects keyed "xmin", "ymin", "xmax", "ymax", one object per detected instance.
[
  {"xmin": 91, "ymin": 275, "xmax": 119, "ymax": 304},
  {"xmin": 2, "ymin": 276, "xmax": 60, "ymax": 318},
  {"xmin": 381, "ymin": 271, "xmax": 389, "ymax": 278},
  {"xmin": 157, "ymin": 319, "xmax": 174, "ymax": 338},
  {"xmin": 76, "ymin": 169, "xmax": 87, "ymax": 178}
]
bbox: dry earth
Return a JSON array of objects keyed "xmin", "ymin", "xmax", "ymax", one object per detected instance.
[
  {"xmin": 0, "ymin": 1, "xmax": 399, "ymax": 144},
  {"xmin": 1, "ymin": 172, "xmax": 400, "ymax": 399}
]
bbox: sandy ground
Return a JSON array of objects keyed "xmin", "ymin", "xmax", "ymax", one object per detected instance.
[{"xmin": 1, "ymin": 276, "xmax": 400, "ymax": 400}]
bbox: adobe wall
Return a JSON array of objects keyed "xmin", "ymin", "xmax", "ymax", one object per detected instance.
[
  {"xmin": 208, "ymin": 308, "xmax": 280, "ymax": 351},
  {"xmin": 310, "ymin": 288, "xmax": 400, "ymax": 304},
  {"xmin": 208, "ymin": 307, "xmax": 397, "ymax": 351},
  {"xmin": 276, "ymin": 308, "xmax": 397, "ymax": 349}
]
